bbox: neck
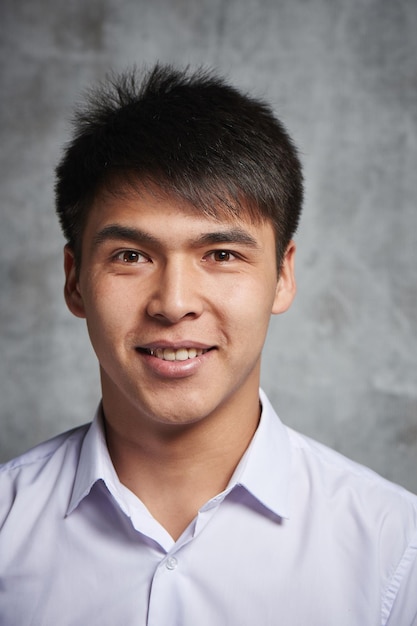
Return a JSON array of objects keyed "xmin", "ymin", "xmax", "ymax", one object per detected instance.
[{"xmin": 103, "ymin": 389, "xmax": 261, "ymax": 540}]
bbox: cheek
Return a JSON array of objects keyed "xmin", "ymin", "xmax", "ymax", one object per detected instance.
[
  {"xmin": 222, "ymin": 277, "xmax": 277, "ymax": 316},
  {"xmin": 219, "ymin": 280, "xmax": 276, "ymax": 343},
  {"xmin": 82, "ymin": 286, "xmax": 135, "ymax": 345}
]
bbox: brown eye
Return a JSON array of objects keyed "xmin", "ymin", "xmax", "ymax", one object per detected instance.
[
  {"xmin": 212, "ymin": 250, "xmax": 232, "ymax": 262},
  {"xmin": 123, "ymin": 251, "xmax": 139, "ymax": 263},
  {"xmin": 116, "ymin": 250, "xmax": 147, "ymax": 263}
]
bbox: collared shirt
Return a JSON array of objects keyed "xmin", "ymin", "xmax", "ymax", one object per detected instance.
[{"xmin": 1, "ymin": 391, "xmax": 417, "ymax": 626}]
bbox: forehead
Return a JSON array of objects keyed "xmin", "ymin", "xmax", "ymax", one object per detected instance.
[{"xmin": 84, "ymin": 183, "xmax": 276, "ymax": 245}]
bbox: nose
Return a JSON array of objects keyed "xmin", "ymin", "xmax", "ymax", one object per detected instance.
[{"xmin": 146, "ymin": 258, "xmax": 204, "ymax": 324}]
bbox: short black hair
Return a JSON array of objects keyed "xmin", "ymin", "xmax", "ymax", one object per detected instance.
[{"xmin": 55, "ymin": 63, "xmax": 303, "ymax": 267}]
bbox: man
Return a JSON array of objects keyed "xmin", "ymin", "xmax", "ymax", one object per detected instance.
[{"xmin": 1, "ymin": 64, "xmax": 416, "ymax": 625}]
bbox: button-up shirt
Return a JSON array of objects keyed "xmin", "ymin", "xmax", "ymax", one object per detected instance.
[{"xmin": 1, "ymin": 391, "xmax": 417, "ymax": 625}]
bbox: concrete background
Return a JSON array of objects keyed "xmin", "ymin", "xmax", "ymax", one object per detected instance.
[{"xmin": 1, "ymin": 0, "xmax": 416, "ymax": 492}]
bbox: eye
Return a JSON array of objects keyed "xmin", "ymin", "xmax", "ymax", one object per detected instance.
[
  {"xmin": 209, "ymin": 250, "xmax": 236, "ymax": 263},
  {"xmin": 115, "ymin": 250, "xmax": 148, "ymax": 264}
]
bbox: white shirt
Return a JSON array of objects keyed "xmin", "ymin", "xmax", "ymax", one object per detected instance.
[{"xmin": 1, "ymin": 390, "xmax": 417, "ymax": 626}]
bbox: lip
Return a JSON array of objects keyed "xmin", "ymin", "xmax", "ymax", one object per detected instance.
[
  {"xmin": 135, "ymin": 341, "xmax": 216, "ymax": 379},
  {"xmin": 138, "ymin": 341, "xmax": 214, "ymax": 351}
]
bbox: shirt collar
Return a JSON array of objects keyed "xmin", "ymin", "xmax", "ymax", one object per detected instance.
[
  {"xmin": 67, "ymin": 390, "xmax": 292, "ymax": 520},
  {"xmin": 225, "ymin": 389, "xmax": 291, "ymax": 520},
  {"xmin": 67, "ymin": 404, "xmax": 128, "ymax": 516}
]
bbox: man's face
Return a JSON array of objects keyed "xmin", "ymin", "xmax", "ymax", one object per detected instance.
[{"xmin": 64, "ymin": 187, "xmax": 296, "ymax": 432}]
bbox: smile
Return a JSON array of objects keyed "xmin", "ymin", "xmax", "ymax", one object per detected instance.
[{"xmin": 144, "ymin": 347, "xmax": 210, "ymax": 361}]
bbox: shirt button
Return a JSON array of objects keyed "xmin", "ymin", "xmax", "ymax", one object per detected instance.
[{"xmin": 165, "ymin": 556, "xmax": 178, "ymax": 570}]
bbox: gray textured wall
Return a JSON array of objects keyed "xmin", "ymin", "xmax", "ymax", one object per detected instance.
[{"xmin": 1, "ymin": 0, "xmax": 416, "ymax": 492}]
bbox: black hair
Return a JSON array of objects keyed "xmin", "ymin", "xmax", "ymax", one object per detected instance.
[{"xmin": 55, "ymin": 63, "xmax": 303, "ymax": 267}]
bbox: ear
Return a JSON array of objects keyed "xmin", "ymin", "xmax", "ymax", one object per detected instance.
[
  {"xmin": 272, "ymin": 240, "xmax": 297, "ymax": 315},
  {"xmin": 64, "ymin": 245, "xmax": 86, "ymax": 319}
]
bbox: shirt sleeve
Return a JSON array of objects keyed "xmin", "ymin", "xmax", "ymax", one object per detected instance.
[{"xmin": 383, "ymin": 528, "xmax": 417, "ymax": 626}]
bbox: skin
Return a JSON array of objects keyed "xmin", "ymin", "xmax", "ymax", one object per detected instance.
[{"xmin": 64, "ymin": 186, "xmax": 296, "ymax": 538}]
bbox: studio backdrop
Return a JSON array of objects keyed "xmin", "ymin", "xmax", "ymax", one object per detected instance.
[{"xmin": 1, "ymin": 0, "xmax": 416, "ymax": 492}]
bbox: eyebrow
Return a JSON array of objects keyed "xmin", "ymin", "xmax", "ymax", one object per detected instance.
[
  {"xmin": 92, "ymin": 225, "xmax": 160, "ymax": 248},
  {"xmin": 92, "ymin": 224, "xmax": 260, "ymax": 249},
  {"xmin": 195, "ymin": 229, "xmax": 259, "ymax": 247}
]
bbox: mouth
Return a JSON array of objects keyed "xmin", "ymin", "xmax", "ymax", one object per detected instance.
[{"xmin": 138, "ymin": 347, "xmax": 213, "ymax": 362}]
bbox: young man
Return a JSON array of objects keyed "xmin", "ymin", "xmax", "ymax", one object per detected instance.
[{"xmin": 1, "ymin": 64, "xmax": 416, "ymax": 625}]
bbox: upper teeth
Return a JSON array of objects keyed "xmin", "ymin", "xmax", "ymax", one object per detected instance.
[{"xmin": 149, "ymin": 348, "xmax": 205, "ymax": 361}]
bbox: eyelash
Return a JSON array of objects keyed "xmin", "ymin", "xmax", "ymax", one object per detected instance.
[
  {"xmin": 206, "ymin": 250, "xmax": 237, "ymax": 263},
  {"xmin": 112, "ymin": 249, "xmax": 238, "ymax": 265},
  {"xmin": 114, "ymin": 250, "xmax": 149, "ymax": 264}
]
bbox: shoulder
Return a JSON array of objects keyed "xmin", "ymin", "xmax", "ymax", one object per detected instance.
[
  {"xmin": 286, "ymin": 426, "xmax": 417, "ymax": 619},
  {"xmin": 287, "ymin": 425, "xmax": 417, "ymax": 511},
  {"xmin": 260, "ymin": 390, "xmax": 417, "ymax": 524},
  {"xmin": 0, "ymin": 424, "xmax": 91, "ymax": 518},
  {"xmin": 287, "ymin": 426, "xmax": 417, "ymax": 572},
  {"xmin": 1, "ymin": 423, "xmax": 91, "ymax": 475}
]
